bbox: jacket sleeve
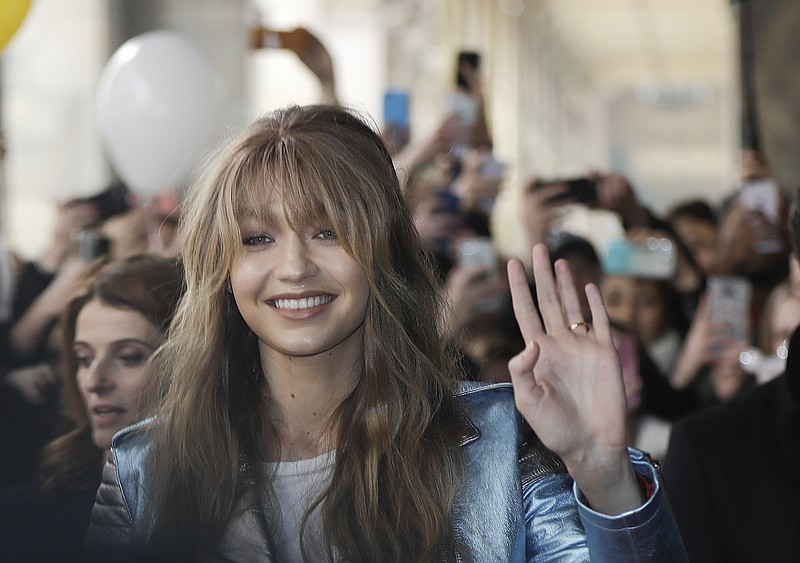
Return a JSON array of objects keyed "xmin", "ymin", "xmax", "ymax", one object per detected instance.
[
  {"xmin": 523, "ymin": 470, "xmax": 592, "ymax": 562},
  {"xmin": 522, "ymin": 447, "xmax": 688, "ymax": 562},
  {"xmin": 84, "ymin": 452, "xmax": 135, "ymax": 562},
  {"xmin": 574, "ymin": 448, "xmax": 689, "ymax": 563}
]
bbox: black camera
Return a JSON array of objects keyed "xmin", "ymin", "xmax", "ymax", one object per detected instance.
[
  {"xmin": 74, "ymin": 181, "xmax": 131, "ymax": 221},
  {"xmin": 532, "ymin": 177, "xmax": 598, "ymax": 206}
]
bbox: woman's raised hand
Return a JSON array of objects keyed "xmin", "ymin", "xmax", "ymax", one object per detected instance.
[{"xmin": 507, "ymin": 243, "xmax": 643, "ymax": 514}]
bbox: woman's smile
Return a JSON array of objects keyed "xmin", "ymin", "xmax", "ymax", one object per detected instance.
[{"xmin": 271, "ymin": 293, "xmax": 334, "ymax": 311}]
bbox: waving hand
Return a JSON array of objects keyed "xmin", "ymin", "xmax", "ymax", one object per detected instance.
[{"xmin": 507, "ymin": 244, "xmax": 642, "ymax": 514}]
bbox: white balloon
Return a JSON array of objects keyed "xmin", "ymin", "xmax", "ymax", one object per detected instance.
[{"xmin": 96, "ymin": 30, "xmax": 226, "ymax": 197}]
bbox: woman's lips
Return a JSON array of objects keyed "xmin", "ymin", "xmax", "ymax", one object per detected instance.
[
  {"xmin": 271, "ymin": 294, "xmax": 333, "ymax": 310},
  {"xmin": 268, "ymin": 293, "xmax": 336, "ymax": 319},
  {"xmin": 90, "ymin": 405, "xmax": 126, "ymax": 427}
]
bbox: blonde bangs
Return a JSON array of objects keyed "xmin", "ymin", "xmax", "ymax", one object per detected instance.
[{"xmin": 229, "ymin": 132, "xmax": 377, "ymax": 264}]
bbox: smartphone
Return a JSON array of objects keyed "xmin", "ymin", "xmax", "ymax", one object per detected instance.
[
  {"xmin": 707, "ymin": 275, "xmax": 752, "ymax": 354},
  {"xmin": 74, "ymin": 181, "xmax": 131, "ymax": 221},
  {"xmin": 383, "ymin": 90, "xmax": 410, "ymax": 130},
  {"xmin": 533, "ymin": 177, "xmax": 598, "ymax": 206},
  {"xmin": 77, "ymin": 230, "xmax": 111, "ymax": 261},
  {"xmin": 740, "ymin": 178, "xmax": 784, "ymax": 254},
  {"xmin": 740, "ymin": 178, "xmax": 779, "ymax": 222},
  {"xmin": 457, "ymin": 237, "xmax": 498, "ymax": 278},
  {"xmin": 457, "ymin": 236, "xmax": 502, "ymax": 312},
  {"xmin": 456, "ymin": 50, "xmax": 480, "ymax": 88},
  {"xmin": 602, "ymin": 237, "xmax": 677, "ymax": 280},
  {"xmin": 445, "ymin": 91, "xmax": 479, "ymax": 126},
  {"xmin": 458, "ymin": 237, "xmax": 503, "ymax": 313}
]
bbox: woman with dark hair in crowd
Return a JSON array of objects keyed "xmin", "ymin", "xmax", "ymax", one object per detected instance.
[{"xmin": 0, "ymin": 254, "xmax": 184, "ymax": 563}]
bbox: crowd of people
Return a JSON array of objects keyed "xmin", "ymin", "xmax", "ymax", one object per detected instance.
[{"xmin": 0, "ymin": 25, "xmax": 797, "ymax": 563}]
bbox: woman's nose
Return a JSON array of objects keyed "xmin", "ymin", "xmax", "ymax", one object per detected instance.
[
  {"xmin": 83, "ymin": 357, "xmax": 115, "ymax": 394},
  {"xmin": 275, "ymin": 235, "xmax": 318, "ymax": 282}
]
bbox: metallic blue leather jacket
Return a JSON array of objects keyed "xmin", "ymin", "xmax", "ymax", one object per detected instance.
[{"xmin": 87, "ymin": 381, "xmax": 687, "ymax": 561}]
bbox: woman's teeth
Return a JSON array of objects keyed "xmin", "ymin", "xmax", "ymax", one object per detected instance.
[{"xmin": 274, "ymin": 295, "xmax": 332, "ymax": 310}]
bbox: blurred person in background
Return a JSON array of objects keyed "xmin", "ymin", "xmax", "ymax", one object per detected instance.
[
  {"xmin": 406, "ymin": 176, "xmax": 513, "ymax": 382},
  {"xmin": 0, "ymin": 181, "xmax": 180, "ymax": 488},
  {"xmin": 0, "ymin": 254, "xmax": 184, "ymax": 563},
  {"xmin": 0, "ymin": 192, "xmax": 108, "ymax": 488},
  {"xmin": 666, "ymin": 199, "xmax": 718, "ymax": 278},
  {"xmin": 712, "ymin": 149, "xmax": 791, "ymax": 327},
  {"xmin": 663, "ymin": 187, "xmax": 800, "ymax": 562},
  {"xmin": 552, "ymin": 233, "xmax": 696, "ymax": 460}
]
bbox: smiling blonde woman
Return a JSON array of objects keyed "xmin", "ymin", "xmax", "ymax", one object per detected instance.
[{"xmin": 86, "ymin": 105, "xmax": 686, "ymax": 562}]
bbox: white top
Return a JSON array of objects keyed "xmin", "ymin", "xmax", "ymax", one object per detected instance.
[{"xmin": 271, "ymin": 451, "xmax": 335, "ymax": 562}]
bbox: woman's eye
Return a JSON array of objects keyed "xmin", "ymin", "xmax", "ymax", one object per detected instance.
[
  {"xmin": 119, "ymin": 352, "xmax": 148, "ymax": 367},
  {"xmin": 243, "ymin": 234, "xmax": 272, "ymax": 246},
  {"xmin": 314, "ymin": 228, "xmax": 337, "ymax": 241},
  {"xmin": 74, "ymin": 354, "xmax": 92, "ymax": 368}
]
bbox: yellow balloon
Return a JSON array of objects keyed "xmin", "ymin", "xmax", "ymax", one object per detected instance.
[{"xmin": 0, "ymin": 0, "xmax": 32, "ymax": 53}]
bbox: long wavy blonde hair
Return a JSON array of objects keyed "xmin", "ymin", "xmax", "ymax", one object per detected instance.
[{"xmin": 144, "ymin": 105, "xmax": 466, "ymax": 561}]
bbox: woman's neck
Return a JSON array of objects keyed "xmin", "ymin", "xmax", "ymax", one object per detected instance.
[{"xmin": 260, "ymin": 345, "xmax": 361, "ymax": 461}]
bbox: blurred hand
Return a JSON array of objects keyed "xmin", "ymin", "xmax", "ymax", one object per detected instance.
[
  {"xmin": 443, "ymin": 263, "xmax": 506, "ymax": 338},
  {"xmin": 714, "ymin": 197, "xmax": 788, "ymax": 275},
  {"xmin": 595, "ymin": 173, "xmax": 649, "ymax": 228},
  {"xmin": 450, "ymin": 148, "xmax": 503, "ymax": 210},
  {"xmin": 521, "ymin": 179, "xmax": 570, "ymax": 257},
  {"xmin": 39, "ymin": 199, "xmax": 101, "ymax": 272},
  {"xmin": 249, "ymin": 26, "xmax": 337, "ymax": 104},
  {"xmin": 741, "ymin": 149, "xmax": 771, "ymax": 181},
  {"xmin": 671, "ymin": 296, "xmax": 713, "ymax": 389},
  {"xmin": 434, "ymin": 114, "xmax": 472, "ymax": 154},
  {"xmin": 99, "ymin": 207, "xmax": 151, "ymax": 260},
  {"xmin": 286, "ymin": 28, "xmax": 334, "ymax": 85},
  {"xmin": 394, "ymin": 115, "xmax": 470, "ymax": 188},
  {"xmin": 5, "ymin": 363, "xmax": 57, "ymax": 405}
]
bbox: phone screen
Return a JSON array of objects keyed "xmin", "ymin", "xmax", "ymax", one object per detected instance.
[
  {"xmin": 457, "ymin": 237, "xmax": 498, "ymax": 279},
  {"xmin": 740, "ymin": 179, "xmax": 780, "ymax": 222},
  {"xmin": 457, "ymin": 236, "xmax": 502, "ymax": 313},
  {"xmin": 707, "ymin": 275, "xmax": 752, "ymax": 354},
  {"xmin": 445, "ymin": 91, "xmax": 479, "ymax": 126},
  {"xmin": 383, "ymin": 90, "xmax": 410, "ymax": 130},
  {"xmin": 739, "ymin": 179, "xmax": 784, "ymax": 254}
]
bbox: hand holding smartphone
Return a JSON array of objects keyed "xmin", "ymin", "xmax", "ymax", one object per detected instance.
[
  {"xmin": 740, "ymin": 178, "xmax": 780, "ymax": 222},
  {"xmin": 456, "ymin": 237, "xmax": 502, "ymax": 313},
  {"xmin": 739, "ymin": 178, "xmax": 784, "ymax": 254},
  {"xmin": 706, "ymin": 275, "xmax": 752, "ymax": 356},
  {"xmin": 457, "ymin": 237, "xmax": 498, "ymax": 279},
  {"xmin": 530, "ymin": 177, "xmax": 598, "ymax": 206}
]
